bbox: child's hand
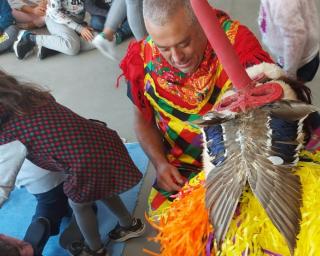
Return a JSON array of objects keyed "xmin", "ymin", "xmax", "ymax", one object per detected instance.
[
  {"xmin": 33, "ymin": 5, "xmax": 46, "ymax": 16},
  {"xmin": 80, "ymin": 27, "xmax": 94, "ymax": 41}
]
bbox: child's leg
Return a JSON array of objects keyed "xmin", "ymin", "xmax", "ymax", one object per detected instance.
[
  {"xmin": 101, "ymin": 194, "xmax": 133, "ymax": 227},
  {"xmin": 125, "ymin": 0, "xmax": 146, "ymax": 40},
  {"xmin": 68, "ymin": 199, "xmax": 103, "ymax": 251},
  {"xmin": 35, "ymin": 17, "xmax": 82, "ymax": 55},
  {"xmin": 12, "ymin": 9, "xmax": 45, "ymax": 28},
  {"xmin": 90, "ymin": 15, "xmax": 106, "ymax": 32},
  {"xmin": 24, "ymin": 217, "xmax": 50, "ymax": 256},
  {"xmin": 103, "ymin": 0, "xmax": 127, "ymax": 40},
  {"xmin": 12, "ymin": 9, "xmax": 37, "ymax": 23},
  {"xmin": 31, "ymin": 183, "xmax": 69, "ymax": 236},
  {"xmin": 102, "ymin": 195, "xmax": 146, "ymax": 242},
  {"xmin": 0, "ymin": 25, "xmax": 18, "ymax": 53},
  {"xmin": 23, "ymin": 183, "xmax": 69, "ymax": 255}
]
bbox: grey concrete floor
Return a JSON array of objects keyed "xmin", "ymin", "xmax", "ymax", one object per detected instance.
[{"xmin": 1, "ymin": 0, "xmax": 319, "ymax": 255}]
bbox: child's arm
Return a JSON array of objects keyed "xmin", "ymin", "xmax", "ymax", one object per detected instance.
[
  {"xmin": 47, "ymin": 0, "xmax": 84, "ymax": 33},
  {"xmin": 0, "ymin": 141, "xmax": 27, "ymax": 208}
]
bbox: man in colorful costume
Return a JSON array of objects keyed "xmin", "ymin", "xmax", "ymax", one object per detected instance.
[
  {"xmin": 119, "ymin": 0, "xmax": 320, "ymax": 254},
  {"xmin": 120, "ymin": 0, "xmax": 273, "ymax": 220}
]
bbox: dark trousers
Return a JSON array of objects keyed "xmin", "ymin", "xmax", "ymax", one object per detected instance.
[
  {"xmin": 32, "ymin": 183, "xmax": 70, "ymax": 235},
  {"xmin": 297, "ymin": 52, "xmax": 320, "ymax": 82}
]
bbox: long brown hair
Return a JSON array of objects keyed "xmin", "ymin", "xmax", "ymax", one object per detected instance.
[
  {"xmin": 0, "ymin": 70, "xmax": 52, "ymax": 115},
  {"xmin": 279, "ymin": 76, "xmax": 312, "ymax": 104}
]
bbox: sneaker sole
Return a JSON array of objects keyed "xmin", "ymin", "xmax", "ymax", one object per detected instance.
[
  {"xmin": 13, "ymin": 30, "xmax": 26, "ymax": 59},
  {"xmin": 110, "ymin": 223, "xmax": 146, "ymax": 242}
]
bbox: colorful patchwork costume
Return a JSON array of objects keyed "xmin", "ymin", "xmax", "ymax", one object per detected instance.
[{"xmin": 121, "ymin": 10, "xmax": 272, "ymax": 220}]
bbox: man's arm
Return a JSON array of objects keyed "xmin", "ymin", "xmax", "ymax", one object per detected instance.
[
  {"xmin": 133, "ymin": 108, "xmax": 184, "ymax": 192},
  {"xmin": 0, "ymin": 141, "xmax": 27, "ymax": 208}
]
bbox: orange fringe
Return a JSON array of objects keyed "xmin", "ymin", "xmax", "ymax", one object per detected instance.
[{"xmin": 145, "ymin": 184, "xmax": 214, "ymax": 256}]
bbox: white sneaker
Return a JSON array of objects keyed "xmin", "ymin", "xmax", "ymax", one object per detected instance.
[{"xmin": 92, "ymin": 34, "xmax": 118, "ymax": 61}]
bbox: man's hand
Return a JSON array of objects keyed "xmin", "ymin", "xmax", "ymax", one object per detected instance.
[
  {"xmin": 156, "ymin": 163, "xmax": 185, "ymax": 192},
  {"xmin": 33, "ymin": 5, "xmax": 46, "ymax": 16},
  {"xmin": 80, "ymin": 27, "xmax": 94, "ymax": 41}
]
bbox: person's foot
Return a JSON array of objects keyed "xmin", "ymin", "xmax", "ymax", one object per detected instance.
[
  {"xmin": 108, "ymin": 218, "xmax": 146, "ymax": 242},
  {"xmin": 92, "ymin": 33, "xmax": 119, "ymax": 61},
  {"xmin": 37, "ymin": 46, "xmax": 60, "ymax": 60},
  {"xmin": 13, "ymin": 30, "xmax": 36, "ymax": 59},
  {"xmin": 68, "ymin": 242, "xmax": 109, "ymax": 256},
  {"xmin": 115, "ymin": 20, "xmax": 133, "ymax": 44}
]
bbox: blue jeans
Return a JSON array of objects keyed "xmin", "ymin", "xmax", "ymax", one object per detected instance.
[
  {"xmin": 90, "ymin": 15, "xmax": 106, "ymax": 32},
  {"xmin": 32, "ymin": 183, "xmax": 70, "ymax": 235},
  {"xmin": 90, "ymin": 15, "xmax": 133, "ymax": 44}
]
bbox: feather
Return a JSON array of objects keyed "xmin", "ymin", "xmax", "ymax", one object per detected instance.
[{"xmin": 201, "ymin": 100, "xmax": 317, "ymax": 255}]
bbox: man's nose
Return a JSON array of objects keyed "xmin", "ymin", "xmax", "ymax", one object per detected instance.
[{"xmin": 171, "ymin": 48, "xmax": 184, "ymax": 63}]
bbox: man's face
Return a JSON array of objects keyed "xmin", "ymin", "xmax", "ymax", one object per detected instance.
[{"xmin": 145, "ymin": 8, "xmax": 207, "ymax": 74}]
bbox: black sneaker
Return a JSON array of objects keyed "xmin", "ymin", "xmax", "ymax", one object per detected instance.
[
  {"xmin": 67, "ymin": 242, "xmax": 109, "ymax": 256},
  {"xmin": 13, "ymin": 30, "xmax": 35, "ymax": 59},
  {"xmin": 108, "ymin": 218, "xmax": 146, "ymax": 242},
  {"xmin": 37, "ymin": 45, "xmax": 60, "ymax": 60}
]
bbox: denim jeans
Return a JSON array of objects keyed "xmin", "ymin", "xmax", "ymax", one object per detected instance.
[
  {"xmin": 90, "ymin": 15, "xmax": 106, "ymax": 32},
  {"xmin": 90, "ymin": 14, "xmax": 133, "ymax": 44}
]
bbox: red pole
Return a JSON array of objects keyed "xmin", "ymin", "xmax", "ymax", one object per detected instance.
[{"xmin": 190, "ymin": 0, "xmax": 252, "ymax": 90}]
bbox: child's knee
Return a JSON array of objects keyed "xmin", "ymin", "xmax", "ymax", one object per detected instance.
[{"xmin": 63, "ymin": 38, "xmax": 81, "ymax": 55}]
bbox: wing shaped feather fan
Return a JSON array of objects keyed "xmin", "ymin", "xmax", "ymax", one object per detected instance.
[{"xmin": 199, "ymin": 100, "xmax": 318, "ymax": 255}]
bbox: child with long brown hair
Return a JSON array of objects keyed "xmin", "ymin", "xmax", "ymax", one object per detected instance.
[{"xmin": 0, "ymin": 70, "xmax": 146, "ymax": 256}]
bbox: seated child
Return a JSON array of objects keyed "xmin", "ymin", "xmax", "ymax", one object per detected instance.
[{"xmin": 13, "ymin": 0, "xmax": 95, "ymax": 60}]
